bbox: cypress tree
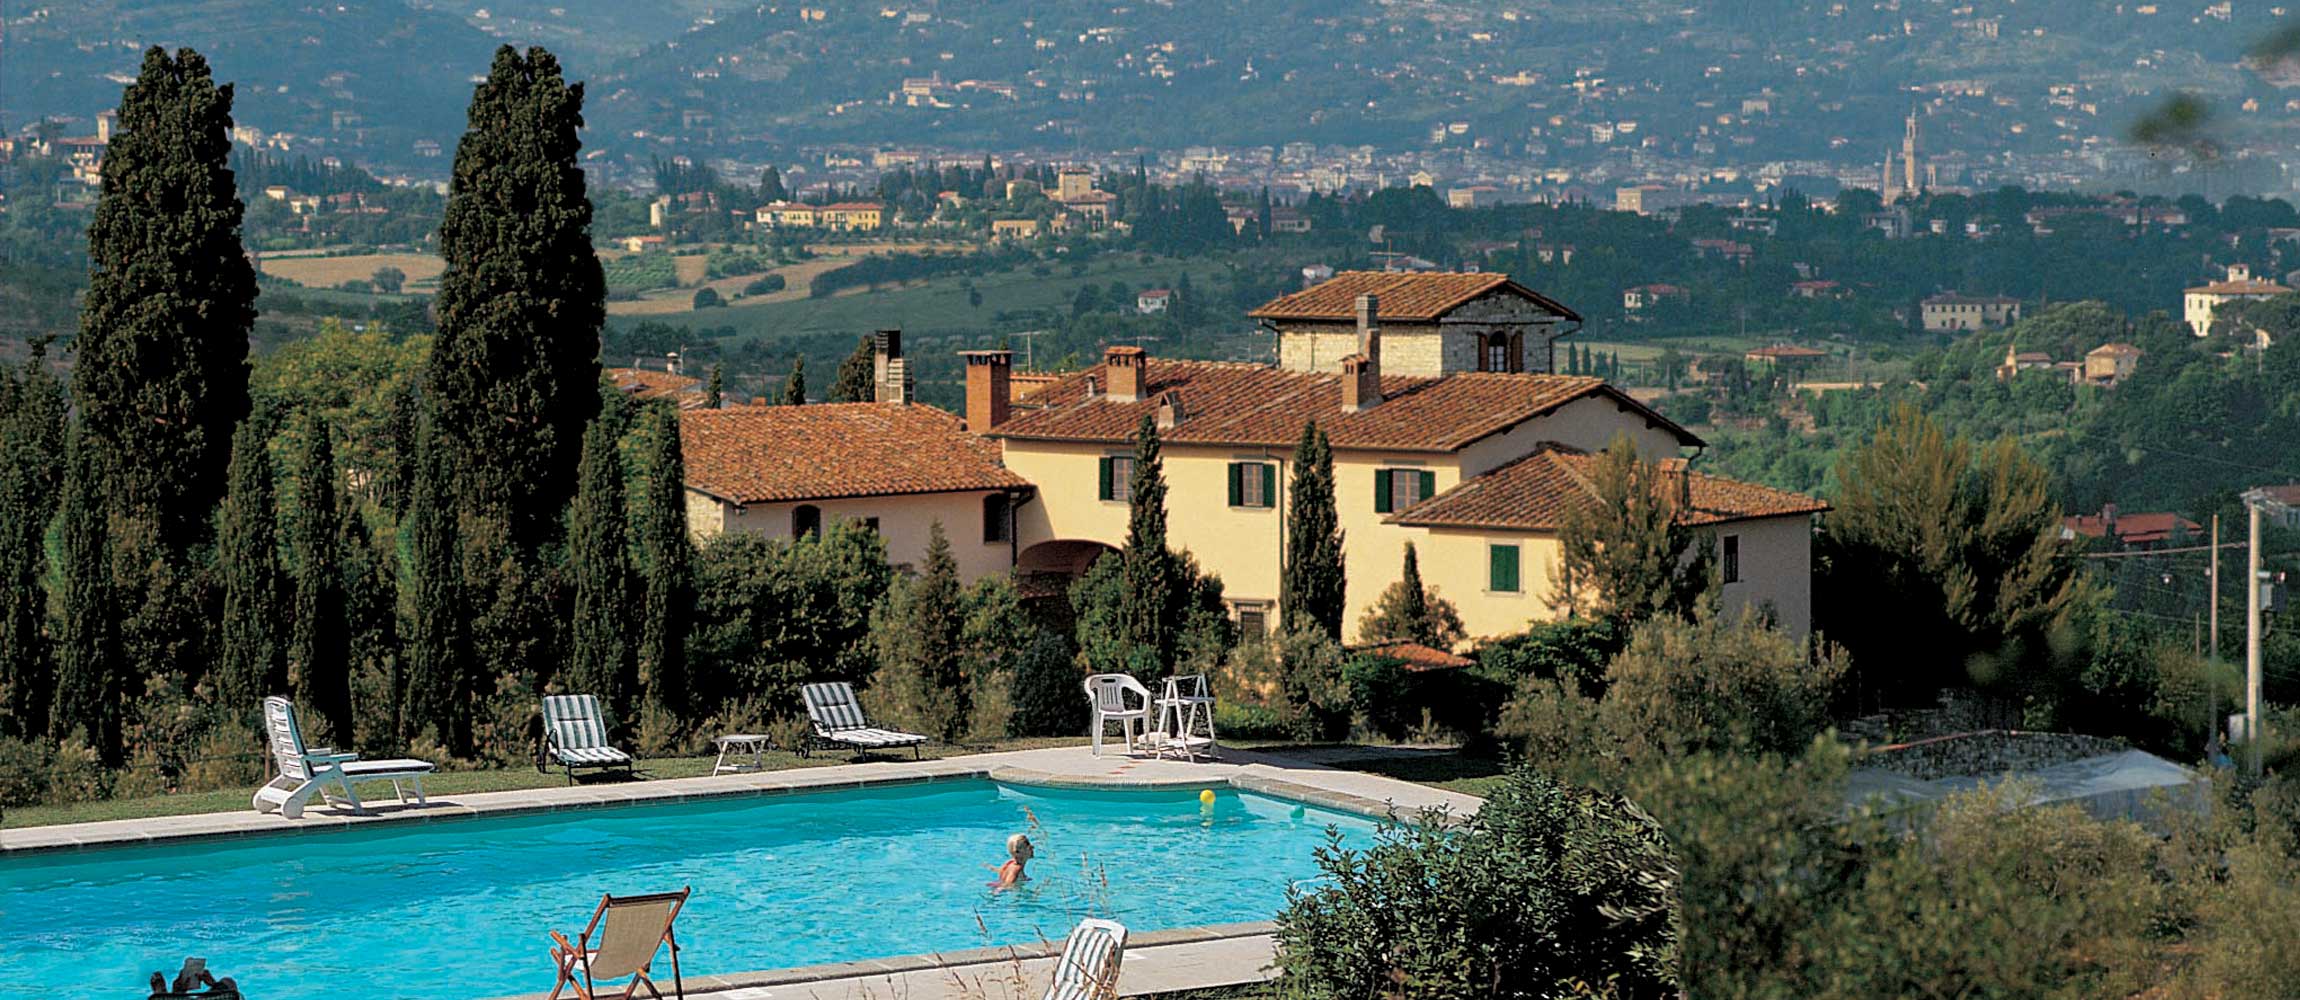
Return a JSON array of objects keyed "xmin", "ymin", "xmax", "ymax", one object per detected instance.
[
  {"xmin": 781, "ymin": 355, "xmax": 807, "ymax": 405},
  {"xmin": 873, "ymin": 522, "xmax": 969, "ymax": 741},
  {"xmin": 1282, "ymin": 421, "xmax": 1346, "ymax": 640},
  {"xmin": 73, "ymin": 47, "xmax": 256, "ymax": 545},
  {"xmin": 830, "ymin": 336, "xmax": 876, "ymax": 402},
  {"xmin": 289, "ymin": 411, "xmax": 352, "ymax": 743},
  {"xmin": 51, "ymin": 428, "xmax": 120, "ymax": 757},
  {"xmin": 564, "ymin": 415, "xmax": 634, "ymax": 730},
  {"xmin": 427, "ymin": 45, "xmax": 604, "ymax": 546},
  {"xmin": 400, "ymin": 414, "xmax": 462, "ymax": 747},
  {"xmin": 1119, "ymin": 415, "xmax": 1176, "ymax": 667},
  {"xmin": 705, "ymin": 365, "xmax": 724, "ymax": 409},
  {"xmin": 216, "ymin": 414, "xmax": 287, "ymax": 726},
  {"xmin": 634, "ymin": 403, "xmax": 691, "ymax": 720},
  {"xmin": 0, "ymin": 343, "xmax": 67, "ymax": 738}
]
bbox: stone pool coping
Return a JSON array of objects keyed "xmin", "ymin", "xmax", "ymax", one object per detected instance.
[{"xmin": 0, "ymin": 745, "xmax": 1484, "ymax": 857}]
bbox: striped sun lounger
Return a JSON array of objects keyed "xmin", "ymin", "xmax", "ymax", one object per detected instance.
[
  {"xmin": 1041, "ymin": 919, "xmax": 1128, "ymax": 1000},
  {"xmin": 540, "ymin": 694, "xmax": 637, "ymax": 784},
  {"xmin": 798, "ymin": 682, "xmax": 928, "ymax": 760}
]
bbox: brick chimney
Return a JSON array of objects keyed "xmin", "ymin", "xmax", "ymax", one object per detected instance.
[
  {"xmin": 961, "ymin": 349, "xmax": 1013, "ymax": 432},
  {"xmin": 1342, "ymin": 293, "xmax": 1382, "ymax": 413},
  {"xmin": 1104, "ymin": 345, "xmax": 1146, "ymax": 404},
  {"xmin": 872, "ymin": 328, "xmax": 911, "ymax": 404}
]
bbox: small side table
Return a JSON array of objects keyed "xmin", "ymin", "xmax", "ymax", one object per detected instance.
[{"xmin": 712, "ymin": 734, "xmax": 774, "ymax": 775}]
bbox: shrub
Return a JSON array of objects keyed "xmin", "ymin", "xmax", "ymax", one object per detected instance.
[
  {"xmin": 1276, "ymin": 763, "xmax": 1679, "ymax": 999},
  {"xmin": 692, "ymin": 286, "xmax": 724, "ymax": 309},
  {"xmin": 44, "ymin": 731, "xmax": 107, "ymax": 805},
  {"xmin": 1007, "ymin": 630, "xmax": 1087, "ymax": 737},
  {"xmin": 742, "ymin": 273, "xmax": 786, "ymax": 297},
  {"xmin": 1604, "ymin": 608, "xmax": 1845, "ymax": 757},
  {"xmin": 0, "ymin": 736, "xmax": 50, "ymax": 807}
]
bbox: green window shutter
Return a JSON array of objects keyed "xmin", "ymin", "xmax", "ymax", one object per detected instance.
[
  {"xmin": 1098, "ymin": 457, "xmax": 1114, "ymax": 500},
  {"xmin": 1262, "ymin": 464, "xmax": 1278, "ymax": 508},
  {"xmin": 1417, "ymin": 470, "xmax": 1436, "ymax": 504},
  {"xmin": 1228, "ymin": 463, "xmax": 1244, "ymax": 507},
  {"xmin": 1374, "ymin": 470, "xmax": 1393, "ymax": 513},
  {"xmin": 1490, "ymin": 544, "xmax": 1520, "ymax": 592}
]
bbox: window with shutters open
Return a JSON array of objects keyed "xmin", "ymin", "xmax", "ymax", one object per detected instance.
[
  {"xmin": 1098, "ymin": 455, "xmax": 1135, "ymax": 502},
  {"xmin": 1489, "ymin": 543, "xmax": 1521, "ymax": 593},
  {"xmin": 1228, "ymin": 461, "xmax": 1276, "ymax": 509},
  {"xmin": 1375, "ymin": 468, "xmax": 1436, "ymax": 513}
]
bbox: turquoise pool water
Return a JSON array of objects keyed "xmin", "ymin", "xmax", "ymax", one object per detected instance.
[{"xmin": 1, "ymin": 780, "xmax": 1374, "ymax": 998}]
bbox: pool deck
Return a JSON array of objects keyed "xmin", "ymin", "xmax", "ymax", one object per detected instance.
[{"xmin": 5, "ymin": 744, "xmax": 1484, "ymax": 999}]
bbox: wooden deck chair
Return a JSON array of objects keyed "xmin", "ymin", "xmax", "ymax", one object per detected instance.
[
  {"xmin": 1040, "ymin": 918, "xmax": 1128, "ymax": 1000},
  {"xmin": 548, "ymin": 887, "xmax": 690, "ymax": 1000},
  {"xmin": 540, "ymin": 694, "xmax": 637, "ymax": 784},
  {"xmin": 251, "ymin": 696, "xmax": 433, "ymax": 819},
  {"xmin": 798, "ymin": 682, "xmax": 927, "ymax": 759}
]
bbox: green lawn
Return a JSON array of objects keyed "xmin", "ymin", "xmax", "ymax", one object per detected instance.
[
  {"xmin": 656, "ymin": 253, "xmax": 1215, "ymax": 343},
  {"xmin": 1, "ymin": 736, "xmax": 1092, "ymax": 829}
]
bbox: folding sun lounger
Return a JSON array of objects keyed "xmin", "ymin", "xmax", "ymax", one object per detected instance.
[
  {"xmin": 1040, "ymin": 918, "xmax": 1129, "ymax": 1000},
  {"xmin": 798, "ymin": 681, "xmax": 928, "ymax": 759},
  {"xmin": 548, "ymin": 887, "xmax": 691, "ymax": 1000},
  {"xmin": 541, "ymin": 694, "xmax": 638, "ymax": 784},
  {"xmin": 251, "ymin": 696, "xmax": 434, "ymax": 819}
]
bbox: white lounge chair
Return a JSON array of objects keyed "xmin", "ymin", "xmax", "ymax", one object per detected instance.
[
  {"xmin": 251, "ymin": 696, "xmax": 433, "ymax": 819},
  {"xmin": 1040, "ymin": 918, "xmax": 1127, "ymax": 1000},
  {"xmin": 541, "ymin": 694, "xmax": 638, "ymax": 784},
  {"xmin": 547, "ymin": 886, "xmax": 690, "ymax": 1000},
  {"xmin": 1083, "ymin": 674, "xmax": 1151, "ymax": 756},
  {"xmin": 798, "ymin": 682, "xmax": 927, "ymax": 759}
]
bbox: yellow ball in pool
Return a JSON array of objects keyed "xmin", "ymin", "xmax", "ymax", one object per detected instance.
[{"xmin": 1199, "ymin": 789, "xmax": 1216, "ymax": 806}]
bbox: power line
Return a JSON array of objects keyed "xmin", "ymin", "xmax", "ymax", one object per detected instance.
[{"xmin": 2080, "ymin": 541, "xmax": 2247, "ymax": 559}]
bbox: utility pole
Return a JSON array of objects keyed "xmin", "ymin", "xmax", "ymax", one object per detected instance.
[
  {"xmin": 2209, "ymin": 513, "xmax": 2220, "ymax": 757},
  {"xmin": 2248, "ymin": 500, "xmax": 2264, "ymax": 775}
]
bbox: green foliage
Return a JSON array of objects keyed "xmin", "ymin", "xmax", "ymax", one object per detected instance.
[
  {"xmin": 691, "ymin": 286, "xmax": 724, "ymax": 309},
  {"xmin": 1818, "ymin": 403, "xmax": 2082, "ymax": 710},
  {"xmin": 73, "ymin": 47, "xmax": 255, "ymax": 547},
  {"xmin": 0, "ymin": 345, "xmax": 66, "ymax": 738},
  {"xmin": 829, "ymin": 336, "xmax": 876, "ymax": 402},
  {"xmin": 780, "ymin": 356, "xmax": 806, "ymax": 405},
  {"xmin": 1275, "ymin": 762, "xmax": 1679, "ymax": 999},
  {"xmin": 1475, "ymin": 617, "xmax": 1628, "ymax": 689},
  {"xmin": 689, "ymin": 520, "xmax": 891, "ymax": 712},
  {"xmin": 399, "ymin": 412, "xmax": 462, "ymax": 749},
  {"xmin": 49, "ymin": 430, "xmax": 118, "ymax": 757},
  {"xmin": 1214, "ymin": 624, "xmax": 1351, "ymax": 742},
  {"xmin": 1550, "ymin": 436, "xmax": 1711, "ymax": 624},
  {"xmin": 287, "ymin": 411, "xmax": 352, "ymax": 744},
  {"xmin": 871, "ymin": 523, "xmax": 971, "ymax": 741},
  {"xmin": 1118, "ymin": 415, "xmax": 1177, "ymax": 667},
  {"xmin": 743, "ymin": 273, "xmax": 787, "ymax": 297},
  {"xmin": 217, "ymin": 415, "xmax": 288, "ymax": 740},
  {"xmin": 565, "ymin": 415, "xmax": 635, "ymax": 732},
  {"xmin": 1281, "ymin": 422, "xmax": 1345, "ymax": 639},
  {"xmin": 601, "ymin": 250, "xmax": 678, "ymax": 295},
  {"xmin": 1005, "ymin": 630, "xmax": 1085, "ymax": 737},
  {"xmin": 428, "ymin": 44, "xmax": 604, "ymax": 548},
  {"xmin": 631, "ymin": 403, "xmax": 692, "ymax": 726},
  {"xmin": 1356, "ymin": 542, "xmax": 1466, "ymax": 649}
]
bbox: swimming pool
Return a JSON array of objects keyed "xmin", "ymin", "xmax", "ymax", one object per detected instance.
[{"xmin": 1, "ymin": 779, "xmax": 1376, "ymax": 998}]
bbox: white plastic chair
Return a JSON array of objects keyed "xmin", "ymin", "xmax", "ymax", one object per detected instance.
[{"xmin": 1083, "ymin": 674, "xmax": 1152, "ymax": 756}]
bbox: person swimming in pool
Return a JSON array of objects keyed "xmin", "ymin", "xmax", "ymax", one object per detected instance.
[{"xmin": 988, "ymin": 832, "xmax": 1034, "ymax": 889}]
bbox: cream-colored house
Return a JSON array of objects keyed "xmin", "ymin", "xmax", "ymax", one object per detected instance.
[
  {"xmin": 679, "ymin": 333, "xmax": 1030, "ymax": 581},
  {"xmin": 2183, "ymin": 264, "xmax": 2288, "ymax": 337},
  {"xmin": 978, "ymin": 273, "xmax": 1827, "ymax": 643},
  {"xmin": 1248, "ymin": 270, "xmax": 1579, "ymax": 376}
]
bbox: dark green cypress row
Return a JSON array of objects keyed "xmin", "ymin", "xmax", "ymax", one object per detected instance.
[
  {"xmin": 427, "ymin": 45, "xmax": 604, "ymax": 546},
  {"xmin": 400, "ymin": 413, "xmax": 462, "ymax": 748},
  {"xmin": 705, "ymin": 365, "xmax": 724, "ymax": 409},
  {"xmin": 781, "ymin": 356, "xmax": 807, "ymax": 405},
  {"xmin": 830, "ymin": 336, "xmax": 876, "ymax": 402},
  {"xmin": 50, "ymin": 428, "xmax": 120, "ymax": 756},
  {"xmin": 216, "ymin": 414, "xmax": 287, "ymax": 728},
  {"xmin": 0, "ymin": 343, "xmax": 67, "ymax": 738},
  {"xmin": 72, "ymin": 47, "xmax": 255, "ymax": 545},
  {"xmin": 564, "ymin": 415, "xmax": 634, "ymax": 731},
  {"xmin": 1118, "ymin": 414, "xmax": 1175, "ymax": 667},
  {"xmin": 289, "ymin": 411, "xmax": 353, "ymax": 743},
  {"xmin": 633, "ymin": 403, "xmax": 691, "ymax": 721},
  {"xmin": 1282, "ymin": 421, "xmax": 1346, "ymax": 640}
]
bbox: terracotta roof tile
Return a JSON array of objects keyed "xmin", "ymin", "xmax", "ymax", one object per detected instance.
[
  {"xmin": 1248, "ymin": 270, "xmax": 1581, "ymax": 323},
  {"xmin": 1390, "ymin": 446, "xmax": 1827, "ymax": 531},
  {"xmin": 681, "ymin": 403, "xmax": 1028, "ymax": 504},
  {"xmin": 2186, "ymin": 279, "xmax": 2290, "ymax": 296},
  {"xmin": 988, "ymin": 360, "xmax": 1701, "ymax": 452},
  {"xmin": 608, "ymin": 367, "xmax": 704, "ymax": 402},
  {"xmin": 1349, "ymin": 640, "xmax": 1475, "ymax": 671}
]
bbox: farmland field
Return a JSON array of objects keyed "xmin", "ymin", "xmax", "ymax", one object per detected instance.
[{"xmin": 258, "ymin": 252, "xmax": 445, "ymax": 289}]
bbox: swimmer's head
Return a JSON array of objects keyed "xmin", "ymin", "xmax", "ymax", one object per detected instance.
[{"xmin": 1007, "ymin": 833, "xmax": 1035, "ymax": 860}]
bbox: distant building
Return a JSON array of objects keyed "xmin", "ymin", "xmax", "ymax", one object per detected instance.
[
  {"xmin": 2060, "ymin": 505, "xmax": 2198, "ymax": 550},
  {"xmin": 1745, "ymin": 344, "xmax": 1829, "ymax": 368},
  {"xmin": 817, "ymin": 201, "xmax": 884, "ymax": 231},
  {"xmin": 1922, "ymin": 293, "xmax": 2022, "ymax": 333},
  {"xmin": 2183, "ymin": 264, "xmax": 2289, "ymax": 337},
  {"xmin": 1788, "ymin": 279, "xmax": 1847, "ymax": 300},
  {"xmin": 1056, "ymin": 167, "xmax": 1096, "ymax": 201},
  {"xmin": 1301, "ymin": 264, "xmax": 1335, "ymax": 287},
  {"xmin": 990, "ymin": 218, "xmax": 1041, "ymax": 240},
  {"xmin": 1622, "ymin": 283, "xmax": 1684, "ymax": 313},
  {"xmin": 1137, "ymin": 288, "xmax": 1173, "ymax": 315},
  {"xmin": 2083, "ymin": 343, "xmax": 2143, "ymax": 386},
  {"xmin": 606, "ymin": 366, "xmax": 710, "ymax": 409},
  {"xmin": 1447, "ymin": 185, "xmax": 1502, "ymax": 209},
  {"xmin": 1994, "ymin": 342, "xmax": 2058, "ymax": 382}
]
